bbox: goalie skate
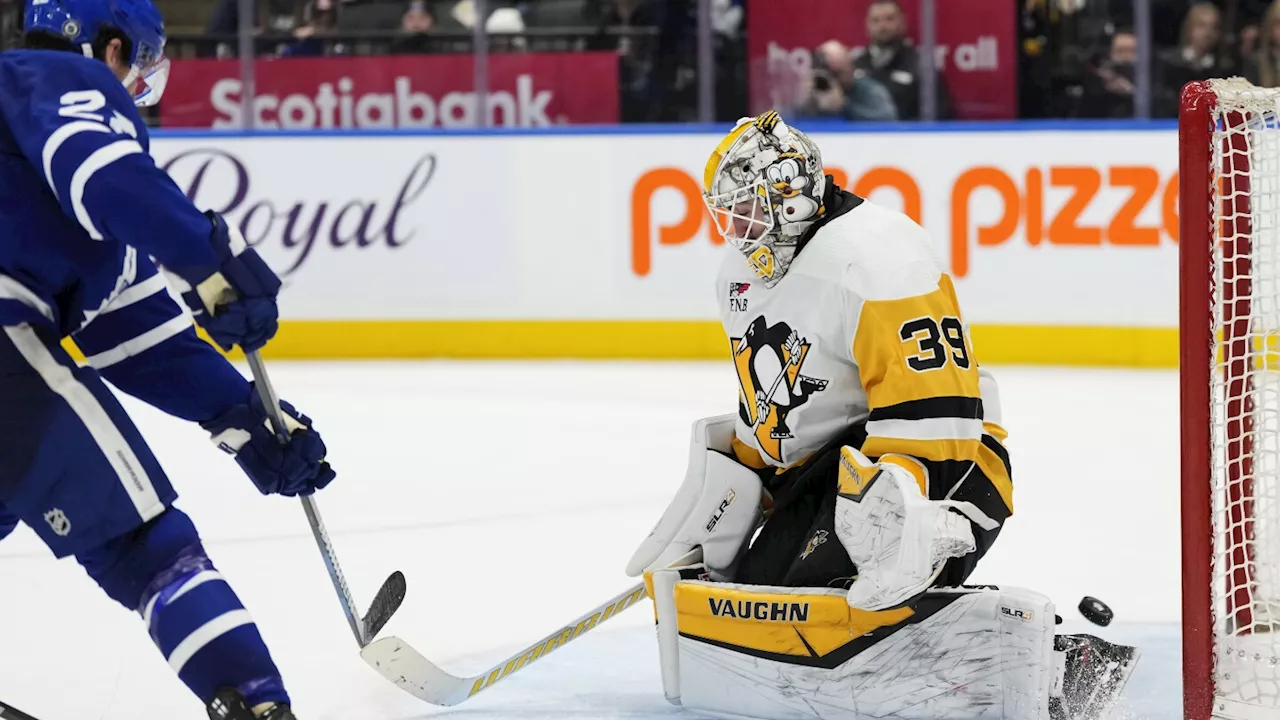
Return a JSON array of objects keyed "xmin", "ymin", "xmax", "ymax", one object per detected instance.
[{"xmin": 1049, "ymin": 634, "xmax": 1140, "ymax": 720}]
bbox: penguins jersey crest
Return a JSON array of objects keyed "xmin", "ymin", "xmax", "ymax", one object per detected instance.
[
  {"xmin": 716, "ymin": 199, "xmax": 1013, "ymax": 520},
  {"xmin": 730, "ymin": 317, "xmax": 829, "ymax": 465}
]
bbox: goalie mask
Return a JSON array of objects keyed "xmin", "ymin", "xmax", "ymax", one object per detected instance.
[{"xmin": 703, "ymin": 111, "xmax": 827, "ymax": 286}]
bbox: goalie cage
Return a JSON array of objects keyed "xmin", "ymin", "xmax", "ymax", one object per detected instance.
[{"xmin": 1181, "ymin": 77, "xmax": 1280, "ymax": 720}]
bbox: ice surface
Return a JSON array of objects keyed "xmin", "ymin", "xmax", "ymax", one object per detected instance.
[{"xmin": 0, "ymin": 362, "xmax": 1183, "ymax": 719}]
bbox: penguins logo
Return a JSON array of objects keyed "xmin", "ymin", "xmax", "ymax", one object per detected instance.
[
  {"xmin": 731, "ymin": 316, "xmax": 829, "ymax": 464},
  {"xmin": 800, "ymin": 529, "xmax": 828, "ymax": 560}
]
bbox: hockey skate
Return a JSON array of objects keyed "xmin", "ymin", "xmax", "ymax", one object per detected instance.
[
  {"xmin": 1049, "ymin": 634, "xmax": 1141, "ymax": 720},
  {"xmin": 207, "ymin": 687, "xmax": 297, "ymax": 720}
]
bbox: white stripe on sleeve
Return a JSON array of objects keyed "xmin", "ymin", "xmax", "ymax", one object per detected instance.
[
  {"xmin": 166, "ymin": 570, "xmax": 224, "ymax": 607},
  {"xmin": 167, "ymin": 609, "xmax": 255, "ymax": 674},
  {"xmin": 42, "ymin": 121, "xmax": 112, "ymax": 197},
  {"xmin": 863, "ymin": 417, "xmax": 984, "ymax": 443},
  {"xmin": 85, "ymin": 314, "xmax": 191, "ymax": 369},
  {"xmin": 0, "ymin": 274, "xmax": 54, "ymax": 322},
  {"xmin": 70, "ymin": 139, "xmax": 144, "ymax": 240},
  {"xmin": 4, "ymin": 325, "xmax": 163, "ymax": 522},
  {"xmin": 141, "ymin": 570, "xmax": 226, "ymax": 628},
  {"xmin": 102, "ymin": 274, "xmax": 167, "ymax": 315}
]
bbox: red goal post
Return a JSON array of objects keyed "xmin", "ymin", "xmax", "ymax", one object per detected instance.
[{"xmin": 1180, "ymin": 77, "xmax": 1280, "ymax": 720}]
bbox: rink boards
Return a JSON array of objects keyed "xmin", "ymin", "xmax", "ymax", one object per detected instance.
[{"xmin": 146, "ymin": 124, "xmax": 1181, "ymax": 366}]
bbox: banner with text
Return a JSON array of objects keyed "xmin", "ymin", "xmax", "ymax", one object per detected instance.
[
  {"xmin": 160, "ymin": 53, "xmax": 620, "ymax": 129},
  {"xmin": 748, "ymin": 0, "xmax": 1015, "ymax": 119},
  {"xmin": 149, "ymin": 128, "xmax": 1180, "ymax": 331}
]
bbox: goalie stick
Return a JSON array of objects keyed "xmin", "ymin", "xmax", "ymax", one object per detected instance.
[
  {"xmin": 245, "ymin": 351, "xmax": 406, "ymax": 646},
  {"xmin": 359, "ymin": 548, "xmax": 702, "ymax": 706},
  {"xmin": 0, "ymin": 700, "xmax": 41, "ymax": 720}
]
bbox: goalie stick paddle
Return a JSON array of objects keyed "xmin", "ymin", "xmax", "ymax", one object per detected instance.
[
  {"xmin": 246, "ymin": 351, "xmax": 407, "ymax": 647},
  {"xmin": 359, "ymin": 548, "xmax": 702, "ymax": 706}
]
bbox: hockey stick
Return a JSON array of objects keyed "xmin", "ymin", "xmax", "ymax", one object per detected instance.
[
  {"xmin": 0, "ymin": 700, "xmax": 41, "ymax": 720},
  {"xmin": 359, "ymin": 548, "xmax": 701, "ymax": 706},
  {"xmin": 244, "ymin": 351, "xmax": 407, "ymax": 647}
]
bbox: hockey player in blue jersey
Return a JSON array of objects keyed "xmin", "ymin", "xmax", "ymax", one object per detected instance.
[{"xmin": 0, "ymin": 2, "xmax": 336, "ymax": 718}]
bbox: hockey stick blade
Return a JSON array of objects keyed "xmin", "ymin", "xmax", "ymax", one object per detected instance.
[
  {"xmin": 245, "ymin": 351, "xmax": 406, "ymax": 647},
  {"xmin": 361, "ymin": 570, "xmax": 407, "ymax": 641},
  {"xmin": 359, "ymin": 548, "xmax": 703, "ymax": 706},
  {"xmin": 360, "ymin": 582, "xmax": 649, "ymax": 706},
  {"xmin": 0, "ymin": 700, "xmax": 42, "ymax": 720}
]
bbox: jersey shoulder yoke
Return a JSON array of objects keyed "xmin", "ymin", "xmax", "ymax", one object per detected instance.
[{"xmin": 793, "ymin": 201, "xmax": 943, "ymax": 302}]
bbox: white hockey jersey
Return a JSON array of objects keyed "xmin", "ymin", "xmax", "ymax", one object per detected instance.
[{"xmin": 717, "ymin": 196, "xmax": 1012, "ymax": 512}]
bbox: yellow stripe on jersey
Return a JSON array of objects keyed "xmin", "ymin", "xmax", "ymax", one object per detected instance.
[
  {"xmin": 977, "ymin": 435, "xmax": 1014, "ymax": 512},
  {"xmin": 731, "ymin": 436, "xmax": 770, "ymax": 470},
  {"xmin": 984, "ymin": 421, "xmax": 1009, "ymax": 443},
  {"xmin": 673, "ymin": 582, "xmax": 914, "ymax": 659}
]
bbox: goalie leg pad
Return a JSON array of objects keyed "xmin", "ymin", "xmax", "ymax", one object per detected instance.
[
  {"xmin": 647, "ymin": 572, "xmax": 1057, "ymax": 720},
  {"xmin": 76, "ymin": 506, "xmax": 289, "ymax": 709}
]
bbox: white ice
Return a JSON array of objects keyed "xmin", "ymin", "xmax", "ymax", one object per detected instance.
[{"xmin": 0, "ymin": 362, "xmax": 1182, "ymax": 719}]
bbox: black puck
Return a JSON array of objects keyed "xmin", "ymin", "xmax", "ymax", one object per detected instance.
[{"xmin": 1079, "ymin": 596, "xmax": 1114, "ymax": 627}]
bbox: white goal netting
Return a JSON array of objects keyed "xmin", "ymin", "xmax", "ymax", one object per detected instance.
[{"xmin": 1208, "ymin": 77, "xmax": 1280, "ymax": 719}]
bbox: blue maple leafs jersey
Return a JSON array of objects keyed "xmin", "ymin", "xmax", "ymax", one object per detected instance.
[{"xmin": 0, "ymin": 49, "xmax": 251, "ymax": 422}]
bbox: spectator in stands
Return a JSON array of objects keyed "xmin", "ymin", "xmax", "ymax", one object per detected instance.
[
  {"xmin": 1153, "ymin": 2, "xmax": 1233, "ymax": 117},
  {"xmin": 281, "ymin": 0, "xmax": 340, "ymax": 55},
  {"xmin": 850, "ymin": 0, "xmax": 950, "ymax": 120},
  {"xmin": 796, "ymin": 40, "xmax": 897, "ymax": 121},
  {"xmin": 392, "ymin": 1, "xmax": 435, "ymax": 53},
  {"xmin": 1079, "ymin": 28, "xmax": 1138, "ymax": 118},
  {"xmin": 1245, "ymin": 0, "xmax": 1280, "ymax": 87},
  {"xmin": 205, "ymin": 0, "xmax": 300, "ymax": 36},
  {"xmin": 338, "ymin": 0, "xmax": 406, "ymax": 31},
  {"xmin": 0, "ymin": 0, "xmax": 19, "ymax": 50},
  {"xmin": 587, "ymin": 0, "xmax": 660, "ymax": 122},
  {"xmin": 485, "ymin": 7, "xmax": 527, "ymax": 52},
  {"xmin": 1240, "ymin": 22, "xmax": 1261, "ymax": 69}
]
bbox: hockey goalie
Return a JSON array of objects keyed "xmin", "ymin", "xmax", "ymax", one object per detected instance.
[{"xmin": 626, "ymin": 113, "xmax": 1140, "ymax": 720}]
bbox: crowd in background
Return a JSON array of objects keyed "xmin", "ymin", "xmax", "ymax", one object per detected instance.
[
  {"xmin": 1022, "ymin": 0, "xmax": 1276, "ymax": 118},
  {"xmin": 1, "ymin": 0, "xmax": 1279, "ymax": 122}
]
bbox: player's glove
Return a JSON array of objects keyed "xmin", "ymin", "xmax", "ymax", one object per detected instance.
[
  {"xmin": 201, "ymin": 384, "xmax": 336, "ymax": 497},
  {"xmin": 166, "ymin": 212, "xmax": 282, "ymax": 353}
]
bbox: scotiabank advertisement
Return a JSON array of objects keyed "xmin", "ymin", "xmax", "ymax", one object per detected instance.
[
  {"xmin": 748, "ymin": 0, "xmax": 1015, "ymax": 119},
  {"xmin": 160, "ymin": 53, "xmax": 620, "ymax": 129}
]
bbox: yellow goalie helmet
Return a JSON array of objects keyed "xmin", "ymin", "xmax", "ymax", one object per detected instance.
[{"xmin": 703, "ymin": 111, "xmax": 827, "ymax": 286}]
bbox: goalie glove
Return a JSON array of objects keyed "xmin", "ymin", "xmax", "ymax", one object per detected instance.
[{"xmin": 835, "ymin": 446, "xmax": 998, "ymax": 611}]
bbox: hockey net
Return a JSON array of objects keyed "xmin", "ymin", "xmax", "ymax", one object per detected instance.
[{"xmin": 1181, "ymin": 77, "xmax": 1280, "ymax": 720}]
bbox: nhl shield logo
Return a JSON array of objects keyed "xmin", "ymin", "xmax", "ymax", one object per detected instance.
[{"xmin": 44, "ymin": 508, "xmax": 71, "ymax": 537}]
